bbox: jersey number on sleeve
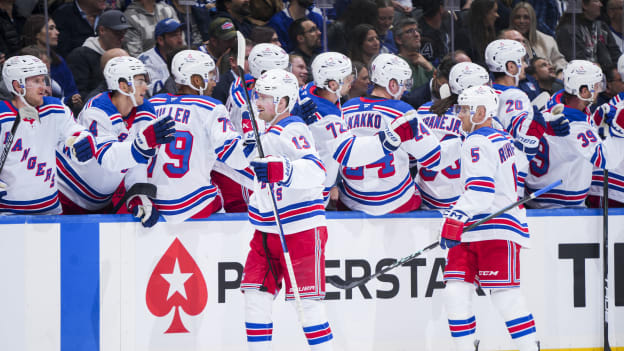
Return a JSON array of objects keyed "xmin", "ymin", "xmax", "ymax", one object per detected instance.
[
  {"xmin": 342, "ymin": 154, "xmax": 396, "ymax": 180},
  {"xmin": 577, "ymin": 130, "xmax": 598, "ymax": 147}
]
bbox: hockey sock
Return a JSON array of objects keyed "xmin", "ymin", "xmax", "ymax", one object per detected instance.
[
  {"xmin": 490, "ymin": 288, "xmax": 538, "ymax": 351},
  {"xmin": 444, "ymin": 281, "xmax": 477, "ymax": 351},
  {"xmin": 298, "ymin": 300, "xmax": 334, "ymax": 351},
  {"xmin": 244, "ymin": 290, "xmax": 274, "ymax": 351}
]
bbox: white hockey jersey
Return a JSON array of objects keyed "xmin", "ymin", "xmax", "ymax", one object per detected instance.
[
  {"xmin": 525, "ymin": 97, "xmax": 624, "ymax": 208},
  {"xmin": 56, "ymin": 92, "xmax": 155, "ymax": 211},
  {"xmin": 414, "ymin": 101, "xmax": 463, "ymax": 209},
  {"xmin": 247, "ymin": 116, "xmax": 326, "ymax": 235},
  {"xmin": 0, "ymin": 97, "xmax": 86, "ymax": 214},
  {"xmin": 299, "ymin": 84, "xmax": 388, "ymax": 205},
  {"xmin": 451, "ymin": 127, "xmax": 530, "ymax": 248},
  {"xmin": 339, "ymin": 96, "xmax": 443, "ymax": 215},
  {"xmin": 149, "ymin": 94, "xmax": 253, "ymax": 222},
  {"xmin": 137, "ymin": 47, "xmax": 170, "ymax": 97}
]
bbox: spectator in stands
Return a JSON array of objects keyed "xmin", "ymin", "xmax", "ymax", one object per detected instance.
[
  {"xmin": 528, "ymin": 57, "xmax": 563, "ymax": 95},
  {"xmin": 556, "ymin": 0, "xmax": 620, "ymax": 69},
  {"xmin": 249, "ymin": 26, "xmax": 281, "ymax": 46},
  {"xmin": 418, "ymin": 0, "xmax": 450, "ymax": 67},
  {"xmin": 524, "ymin": 0, "xmax": 560, "ymax": 38},
  {"xmin": 203, "ymin": 17, "xmax": 238, "ymax": 74},
  {"xmin": 53, "ymin": 0, "xmax": 108, "ymax": 58},
  {"xmin": 454, "ymin": 0, "xmax": 498, "ymax": 66},
  {"xmin": 138, "ymin": 18, "xmax": 185, "ymax": 97},
  {"xmin": 394, "ymin": 18, "xmax": 434, "ymax": 92},
  {"xmin": 402, "ymin": 52, "xmax": 455, "ymax": 109},
  {"xmin": 0, "ymin": 0, "xmax": 26, "ymax": 57},
  {"xmin": 327, "ymin": 0, "xmax": 378, "ymax": 55},
  {"xmin": 596, "ymin": 63, "xmax": 624, "ymax": 106},
  {"xmin": 23, "ymin": 14, "xmax": 83, "ymax": 112},
  {"xmin": 212, "ymin": 37, "xmax": 251, "ymax": 104},
  {"xmin": 123, "ymin": 0, "xmax": 179, "ymax": 57},
  {"xmin": 349, "ymin": 60, "xmax": 371, "ymax": 98},
  {"xmin": 349, "ymin": 24, "xmax": 381, "ymax": 68},
  {"xmin": 214, "ymin": 0, "xmax": 255, "ymax": 38},
  {"xmin": 268, "ymin": 0, "xmax": 323, "ymax": 52},
  {"xmin": 67, "ymin": 9, "xmax": 131, "ymax": 100},
  {"xmin": 290, "ymin": 53, "xmax": 309, "ymax": 87},
  {"xmin": 510, "ymin": 2, "xmax": 567, "ymax": 75},
  {"xmin": 168, "ymin": 0, "xmax": 206, "ymax": 48},
  {"xmin": 248, "ymin": 0, "xmax": 282, "ymax": 26},
  {"xmin": 85, "ymin": 47, "xmax": 130, "ymax": 101},
  {"xmin": 607, "ymin": 0, "xmax": 624, "ymax": 53},
  {"xmin": 288, "ymin": 18, "xmax": 321, "ymax": 68},
  {"xmin": 376, "ymin": 0, "xmax": 397, "ymax": 54}
]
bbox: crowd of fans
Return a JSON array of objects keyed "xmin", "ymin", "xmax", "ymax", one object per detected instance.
[{"xmin": 0, "ymin": 0, "xmax": 623, "ymax": 216}]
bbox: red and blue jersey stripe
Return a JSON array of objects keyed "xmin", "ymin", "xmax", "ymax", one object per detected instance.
[
  {"xmin": 333, "ymin": 136, "xmax": 356, "ymax": 166},
  {"xmin": 526, "ymin": 186, "xmax": 588, "ymax": 207},
  {"xmin": 56, "ymin": 152, "xmax": 113, "ymax": 206},
  {"xmin": 591, "ymin": 144, "xmax": 606, "ymax": 169},
  {"xmin": 465, "ymin": 176, "xmax": 496, "ymax": 193},
  {"xmin": 339, "ymin": 173, "xmax": 414, "ymax": 206},
  {"xmin": 465, "ymin": 213, "xmax": 529, "ymax": 238},
  {"xmin": 592, "ymin": 170, "xmax": 624, "ymax": 193},
  {"xmin": 419, "ymin": 189, "xmax": 459, "ymax": 209},
  {"xmin": 417, "ymin": 145, "xmax": 441, "ymax": 168},
  {"xmin": 153, "ymin": 186, "xmax": 219, "ymax": 216},
  {"xmin": 215, "ymin": 137, "xmax": 241, "ymax": 162},
  {"xmin": 38, "ymin": 104, "xmax": 66, "ymax": 119},
  {"xmin": 248, "ymin": 199, "xmax": 325, "ymax": 227},
  {"xmin": 0, "ymin": 191, "xmax": 60, "ymax": 214}
]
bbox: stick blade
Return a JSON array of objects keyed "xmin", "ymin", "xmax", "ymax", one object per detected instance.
[
  {"xmin": 326, "ymin": 275, "xmax": 367, "ymax": 290},
  {"xmin": 236, "ymin": 31, "xmax": 245, "ymax": 71}
]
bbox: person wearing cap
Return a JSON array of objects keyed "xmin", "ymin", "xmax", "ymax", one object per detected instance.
[
  {"xmin": 203, "ymin": 17, "xmax": 237, "ymax": 73},
  {"xmin": 123, "ymin": 0, "xmax": 179, "ymax": 57},
  {"xmin": 214, "ymin": 0, "xmax": 255, "ymax": 38},
  {"xmin": 66, "ymin": 9, "xmax": 132, "ymax": 101},
  {"xmin": 138, "ymin": 18, "xmax": 185, "ymax": 97},
  {"xmin": 53, "ymin": 0, "xmax": 108, "ymax": 58}
]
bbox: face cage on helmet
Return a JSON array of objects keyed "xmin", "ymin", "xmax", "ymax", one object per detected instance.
[
  {"xmin": 116, "ymin": 71, "xmax": 151, "ymax": 107},
  {"xmin": 189, "ymin": 68, "xmax": 219, "ymax": 95}
]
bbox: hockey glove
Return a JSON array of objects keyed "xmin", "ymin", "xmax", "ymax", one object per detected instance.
[
  {"xmin": 127, "ymin": 194, "xmax": 160, "ymax": 228},
  {"xmin": 525, "ymin": 107, "xmax": 547, "ymax": 139},
  {"xmin": 379, "ymin": 110, "xmax": 420, "ymax": 153},
  {"xmin": 439, "ymin": 209, "xmax": 468, "ymax": 250},
  {"xmin": 544, "ymin": 104, "xmax": 570, "ymax": 137},
  {"xmin": 241, "ymin": 111, "xmax": 257, "ymax": 146},
  {"xmin": 0, "ymin": 179, "xmax": 6, "ymax": 199},
  {"xmin": 132, "ymin": 116, "xmax": 176, "ymax": 158},
  {"xmin": 250, "ymin": 156, "xmax": 293, "ymax": 186},
  {"xmin": 66, "ymin": 131, "xmax": 96, "ymax": 162},
  {"xmin": 292, "ymin": 97, "xmax": 319, "ymax": 125},
  {"xmin": 592, "ymin": 103, "xmax": 614, "ymax": 128},
  {"xmin": 609, "ymin": 106, "xmax": 624, "ymax": 138}
]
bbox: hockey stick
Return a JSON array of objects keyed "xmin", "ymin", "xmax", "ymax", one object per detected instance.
[
  {"xmin": 0, "ymin": 112, "xmax": 21, "ymax": 176},
  {"xmin": 235, "ymin": 31, "xmax": 305, "ymax": 323},
  {"xmin": 111, "ymin": 183, "xmax": 157, "ymax": 214},
  {"xmin": 603, "ymin": 169, "xmax": 611, "ymax": 351},
  {"xmin": 326, "ymin": 179, "xmax": 563, "ymax": 290}
]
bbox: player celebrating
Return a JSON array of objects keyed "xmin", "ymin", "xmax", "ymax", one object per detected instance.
[
  {"xmin": 339, "ymin": 53, "xmax": 445, "ymax": 215},
  {"xmin": 240, "ymin": 69, "xmax": 333, "ymax": 350},
  {"xmin": 56, "ymin": 56, "xmax": 175, "ymax": 226},
  {"xmin": 148, "ymin": 50, "xmax": 254, "ymax": 222},
  {"xmin": 301, "ymin": 52, "xmax": 411, "ymax": 206},
  {"xmin": 0, "ymin": 55, "xmax": 96, "ymax": 214},
  {"xmin": 440, "ymin": 85, "xmax": 539, "ymax": 351},
  {"xmin": 415, "ymin": 61, "xmax": 490, "ymax": 209},
  {"xmin": 526, "ymin": 60, "xmax": 624, "ymax": 208}
]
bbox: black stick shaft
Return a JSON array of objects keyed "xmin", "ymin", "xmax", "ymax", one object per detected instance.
[{"xmin": 603, "ymin": 169, "xmax": 610, "ymax": 351}]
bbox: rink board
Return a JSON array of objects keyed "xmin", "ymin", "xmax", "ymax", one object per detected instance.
[{"xmin": 0, "ymin": 209, "xmax": 623, "ymax": 351}]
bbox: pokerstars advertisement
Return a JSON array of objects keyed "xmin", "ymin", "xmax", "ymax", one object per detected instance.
[{"xmin": 1, "ymin": 210, "xmax": 624, "ymax": 351}]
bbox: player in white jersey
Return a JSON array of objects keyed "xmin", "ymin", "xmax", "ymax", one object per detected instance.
[
  {"xmin": 485, "ymin": 39, "xmax": 570, "ymax": 196},
  {"xmin": 240, "ymin": 69, "xmax": 333, "ymax": 350},
  {"xmin": 415, "ymin": 60, "xmax": 489, "ymax": 209},
  {"xmin": 56, "ymin": 56, "xmax": 175, "ymax": 226},
  {"xmin": 440, "ymin": 85, "xmax": 539, "ymax": 351},
  {"xmin": 0, "ymin": 55, "xmax": 95, "ymax": 214},
  {"xmin": 149, "ymin": 50, "xmax": 254, "ymax": 222},
  {"xmin": 339, "ymin": 53, "xmax": 445, "ymax": 215},
  {"xmin": 300, "ymin": 52, "xmax": 409, "ymax": 206},
  {"xmin": 526, "ymin": 60, "xmax": 624, "ymax": 208}
]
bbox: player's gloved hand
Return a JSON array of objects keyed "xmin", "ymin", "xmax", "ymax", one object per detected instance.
[
  {"xmin": 544, "ymin": 104, "xmax": 570, "ymax": 137},
  {"xmin": 609, "ymin": 106, "xmax": 624, "ymax": 138},
  {"xmin": 592, "ymin": 103, "xmax": 614, "ymax": 128},
  {"xmin": 292, "ymin": 97, "xmax": 319, "ymax": 125},
  {"xmin": 66, "ymin": 131, "xmax": 96, "ymax": 162},
  {"xmin": 379, "ymin": 110, "xmax": 420, "ymax": 153},
  {"xmin": 439, "ymin": 209, "xmax": 468, "ymax": 250},
  {"xmin": 132, "ymin": 116, "xmax": 176, "ymax": 158},
  {"xmin": 241, "ymin": 111, "xmax": 257, "ymax": 146},
  {"xmin": 250, "ymin": 155, "xmax": 292, "ymax": 186},
  {"xmin": 127, "ymin": 194, "xmax": 160, "ymax": 228},
  {"xmin": 0, "ymin": 179, "xmax": 7, "ymax": 199},
  {"xmin": 525, "ymin": 107, "xmax": 547, "ymax": 139}
]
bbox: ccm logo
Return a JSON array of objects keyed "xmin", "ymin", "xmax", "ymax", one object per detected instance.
[{"xmin": 479, "ymin": 271, "xmax": 499, "ymax": 276}]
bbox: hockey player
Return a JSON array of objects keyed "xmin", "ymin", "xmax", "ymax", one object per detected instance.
[
  {"xmin": 301, "ymin": 52, "xmax": 411, "ymax": 206},
  {"xmin": 0, "ymin": 55, "xmax": 96, "ymax": 214},
  {"xmin": 148, "ymin": 50, "xmax": 254, "ymax": 222},
  {"xmin": 415, "ymin": 61, "xmax": 490, "ymax": 209},
  {"xmin": 339, "ymin": 53, "xmax": 444, "ymax": 215},
  {"xmin": 240, "ymin": 69, "xmax": 333, "ymax": 350},
  {"xmin": 440, "ymin": 85, "xmax": 539, "ymax": 351},
  {"xmin": 485, "ymin": 39, "xmax": 569, "ymax": 196},
  {"xmin": 56, "ymin": 56, "xmax": 175, "ymax": 226},
  {"xmin": 526, "ymin": 60, "xmax": 624, "ymax": 208}
]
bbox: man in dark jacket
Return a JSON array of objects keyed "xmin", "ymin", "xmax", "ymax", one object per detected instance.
[
  {"xmin": 66, "ymin": 9, "xmax": 131, "ymax": 101},
  {"xmin": 0, "ymin": 0, "xmax": 26, "ymax": 57},
  {"xmin": 53, "ymin": 0, "xmax": 108, "ymax": 58}
]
